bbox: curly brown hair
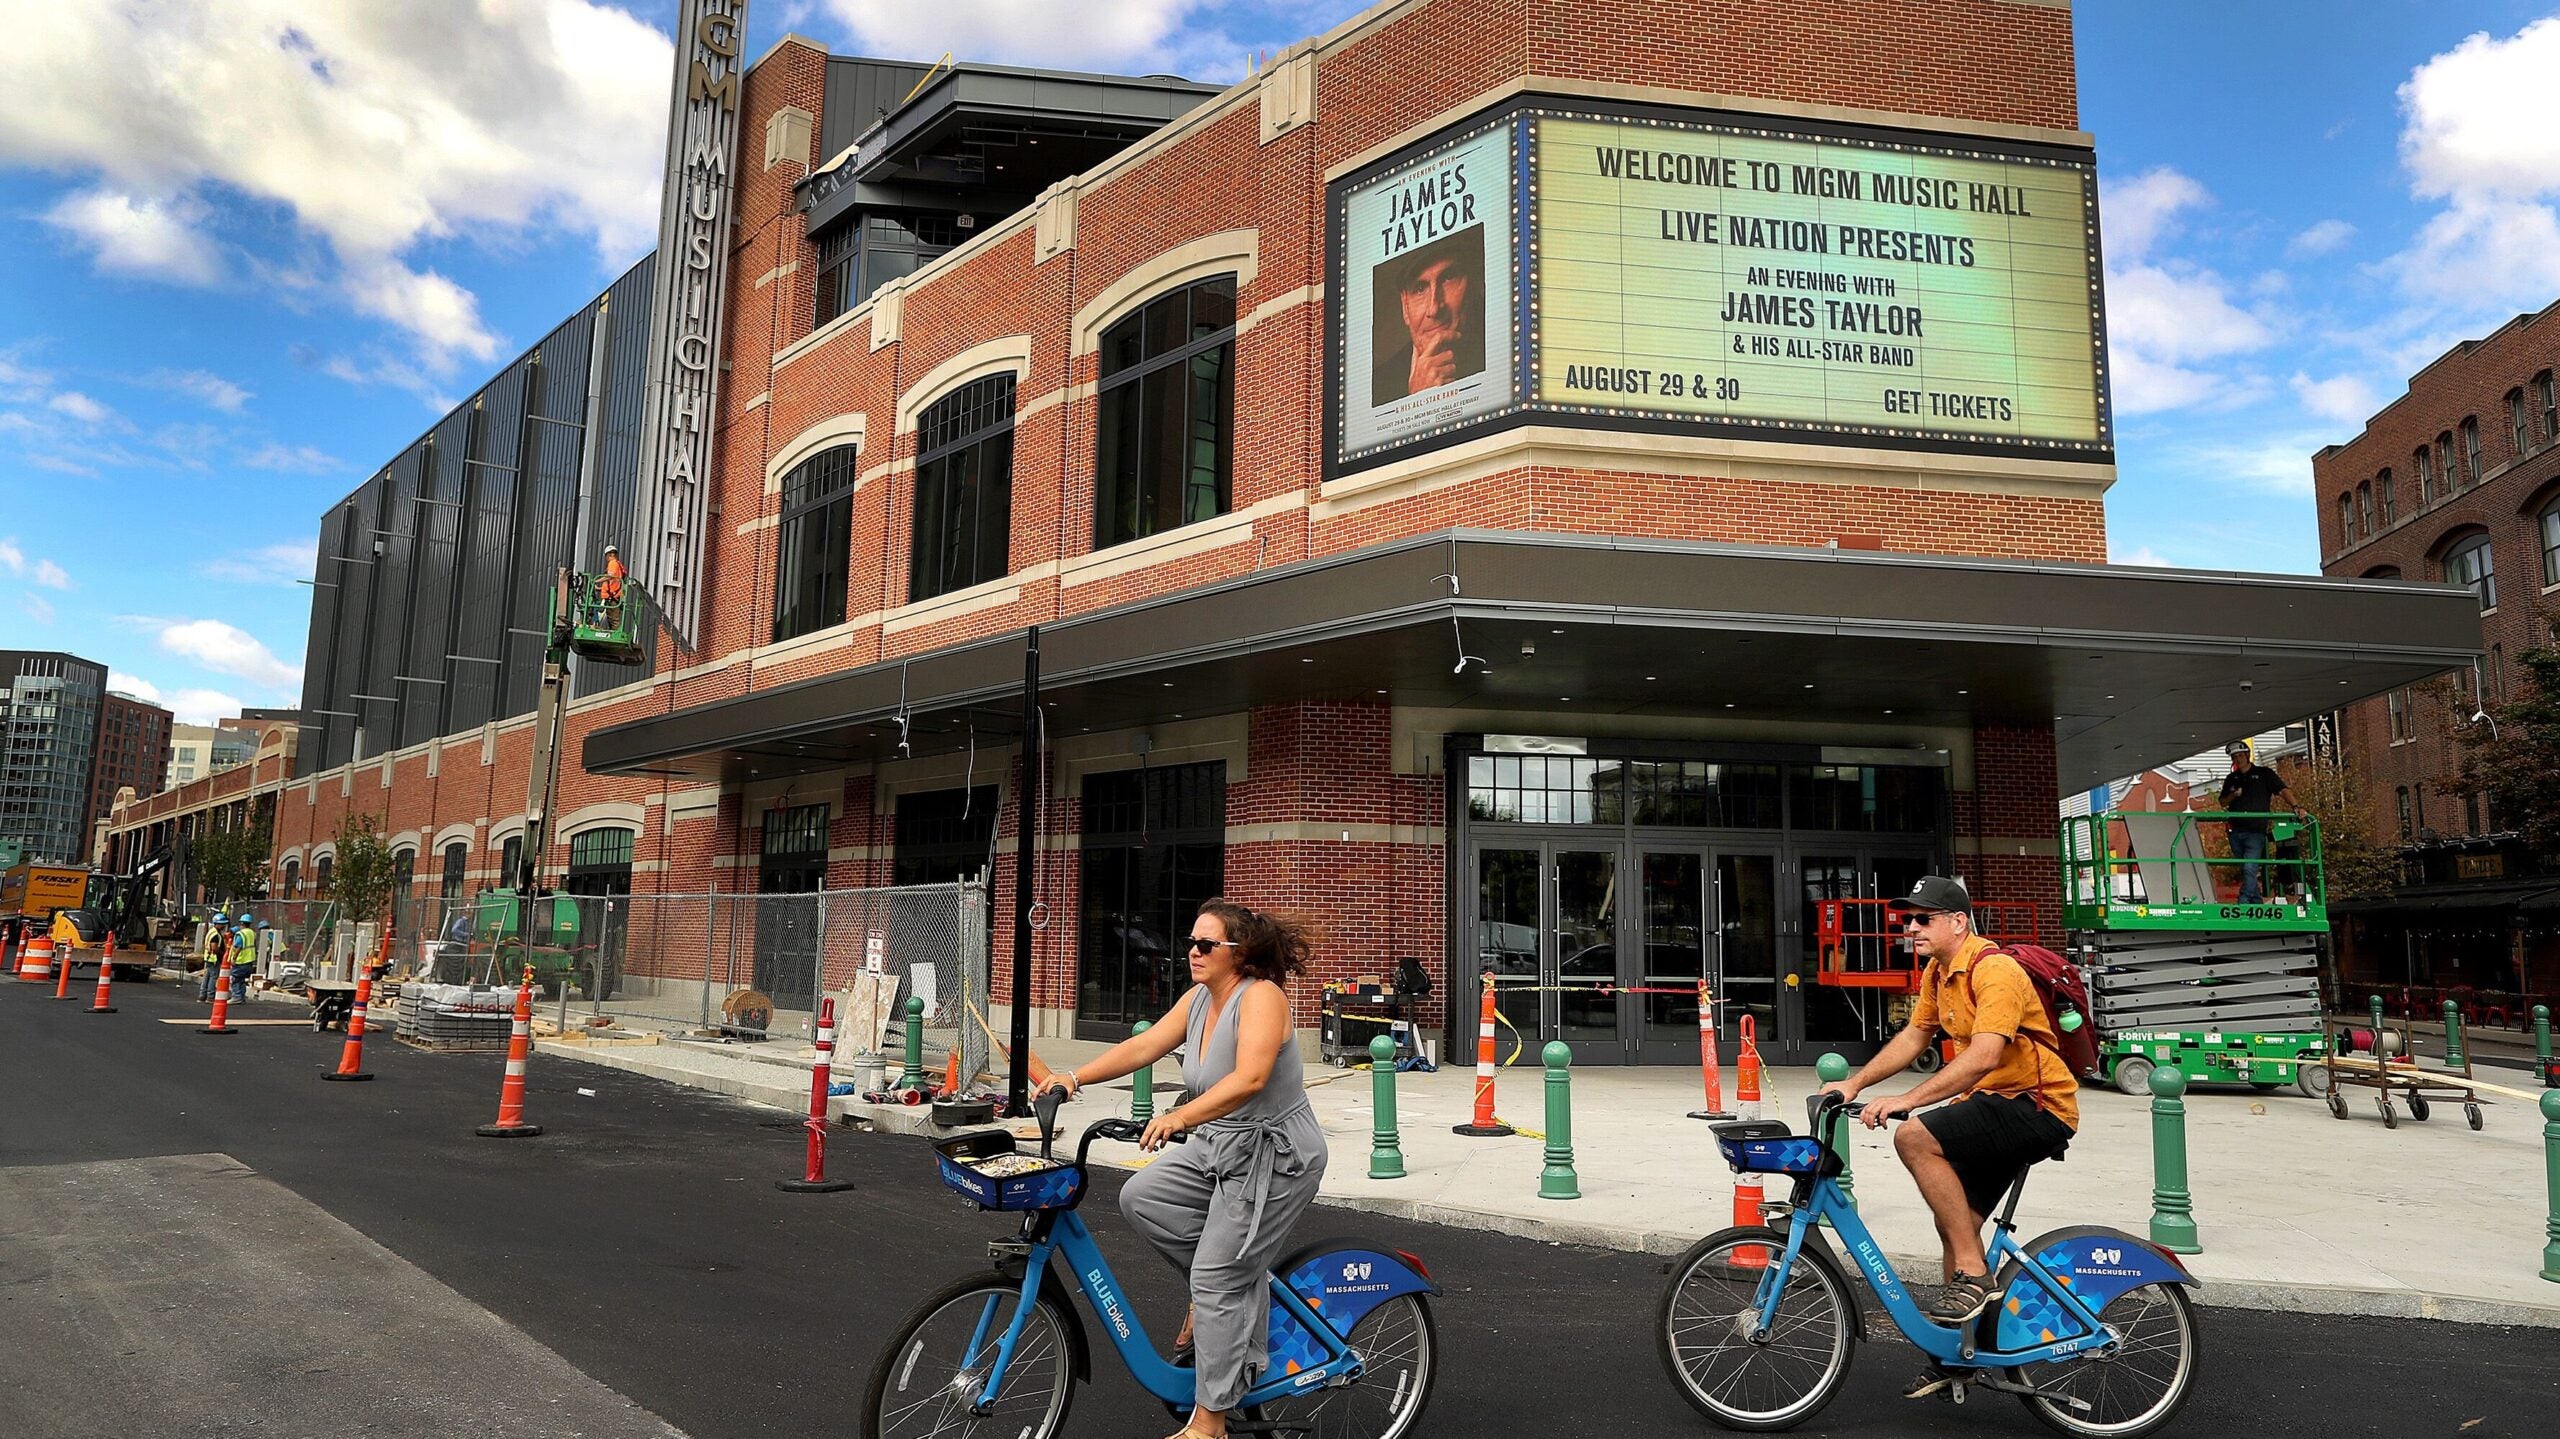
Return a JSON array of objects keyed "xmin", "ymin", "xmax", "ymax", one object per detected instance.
[{"xmin": 1196, "ymin": 898, "xmax": 1317, "ymax": 986}]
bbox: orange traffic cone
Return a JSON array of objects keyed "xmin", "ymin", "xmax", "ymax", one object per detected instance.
[
  {"xmin": 1454, "ymin": 969, "xmax": 1516, "ymax": 1137},
  {"xmin": 1688, "ymin": 978, "xmax": 1732, "ymax": 1120},
  {"xmin": 85, "ymin": 935, "xmax": 116, "ymax": 1013},
  {"xmin": 322, "ymin": 975, "xmax": 375, "ymax": 1081},
  {"xmin": 201, "ymin": 956, "xmax": 238, "ymax": 1035},
  {"xmin": 476, "ymin": 972, "xmax": 542, "ymax": 1136},
  {"xmin": 1736, "ymin": 1014, "xmax": 1764, "ymax": 1122},
  {"xmin": 936, "ymin": 1046, "xmax": 961, "ymax": 1098},
  {"xmin": 1732, "ymin": 1174, "xmax": 1768, "ymax": 1268},
  {"xmin": 51, "ymin": 935, "xmax": 79, "ymax": 1000}
]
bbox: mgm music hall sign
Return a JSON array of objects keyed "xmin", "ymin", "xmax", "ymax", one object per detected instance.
[
  {"xmin": 1329, "ymin": 100, "xmax": 2109, "ymax": 472},
  {"xmin": 634, "ymin": 0, "xmax": 749, "ymax": 643}
]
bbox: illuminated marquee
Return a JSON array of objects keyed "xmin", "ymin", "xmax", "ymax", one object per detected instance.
[
  {"xmin": 633, "ymin": 0, "xmax": 749, "ymax": 644},
  {"xmin": 1329, "ymin": 102, "xmax": 2109, "ymax": 472}
]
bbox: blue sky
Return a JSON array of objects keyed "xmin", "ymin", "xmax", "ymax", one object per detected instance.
[{"xmin": 3, "ymin": 1, "xmax": 2556, "ymax": 725}]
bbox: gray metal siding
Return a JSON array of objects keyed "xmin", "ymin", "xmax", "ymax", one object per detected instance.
[
  {"xmin": 821, "ymin": 57, "xmax": 938, "ymax": 163},
  {"xmin": 573, "ymin": 257, "xmax": 659, "ymax": 700},
  {"xmin": 449, "ymin": 364, "xmax": 529, "ymax": 731}
]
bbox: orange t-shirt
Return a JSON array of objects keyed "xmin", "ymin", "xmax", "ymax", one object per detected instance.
[{"xmin": 1910, "ymin": 931, "xmax": 2080, "ymax": 1130}]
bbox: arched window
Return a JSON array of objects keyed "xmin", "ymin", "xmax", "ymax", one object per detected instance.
[
  {"xmin": 910, "ymin": 373, "xmax": 1017, "ymax": 603},
  {"xmin": 440, "ymin": 841, "xmax": 468, "ymax": 900},
  {"xmin": 497, "ymin": 833, "xmax": 524, "ymax": 892},
  {"xmin": 1096, "ymin": 273, "xmax": 1237, "ymax": 549},
  {"xmin": 773, "ymin": 445, "xmax": 856, "ymax": 643},
  {"xmin": 2539, "ymin": 371, "xmax": 2557, "ymax": 443},
  {"xmin": 2541, "ymin": 499, "xmax": 2560, "ymax": 588},
  {"xmin": 2460, "ymin": 416, "xmax": 2482, "ymax": 483},
  {"xmin": 2377, "ymin": 469, "xmax": 2394, "ymax": 526},
  {"xmin": 2441, "ymin": 532, "xmax": 2495, "ymax": 611},
  {"xmin": 314, "ymin": 855, "xmax": 333, "ymax": 896},
  {"xmin": 2510, "ymin": 388, "xmax": 2532, "ymax": 459},
  {"xmin": 281, "ymin": 858, "xmax": 300, "ymax": 898},
  {"xmin": 2436, "ymin": 432, "xmax": 2455, "ymax": 493},
  {"xmin": 2336, "ymin": 494, "xmax": 2354, "ymax": 549},
  {"xmin": 565, "ymin": 827, "xmax": 637, "ymax": 896},
  {"xmin": 2413, "ymin": 444, "xmax": 2433, "ymax": 504},
  {"xmin": 2395, "ymin": 787, "xmax": 2411, "ymax": 838},
  {"xmin": 2356, "ymin": 482, "xmax": 2373, "ymax": 538},
  {"xmin": 392, "ymin": 847, "xmax": 417, "ymax": 898}
]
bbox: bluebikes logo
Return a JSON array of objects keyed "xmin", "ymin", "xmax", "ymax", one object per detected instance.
[{"xmin": 1087, "ymin": 1267, "xmax": 1133, "ymax": 1340}]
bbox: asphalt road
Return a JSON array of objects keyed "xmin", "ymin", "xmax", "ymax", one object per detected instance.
[{"xmin": 2, "ymin": 976, "xmax": 2551, "ymax": 1438}]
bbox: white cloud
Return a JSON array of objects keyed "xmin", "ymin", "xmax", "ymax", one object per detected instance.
[
  {"xmin": 239, "ymin": 441, "xmax": 345, "ymax": 475},
  {"xmin": 41, "ymin": 187, "xmax": 224, "ymax": 285},
  {"xmin": 2096, "ymin": 168, "xmax": 2278, "ymax": 417},
  {"xmin": 2289, "ymin": 371, "xmax": 2381, "ymax": 426},
  {"xmin": 156, "ymin": 618, "xmax": 302, "ymax": 690},
  {"xmin": 148, "ymin": 368, "xmax": 251, "ymax": 413},
  {"xmin": 827, "ymin": 0, "xmax": 1243, "ymax": 80},
  {"xmin": 0, "ymin": 2, "xmax": 673, "ymax": 361},
  {"xmin": 2176, "ymin": 432, "xmax": 2332, "ymax": 496},
  {"xmin": 22, "ymin": 593, "xmax": 54, "ymax": 625},
  {"xmin": 2387, "ymin": 18, "xmax": 2560, "ymax": 314},
  {"xmin": 46, "ymin": 390, "xmax": 111, "ymax": 423},
  {"xmin": 108, "ymin": 672, "xmax": 162, "ymax": 704},
  {"xmin": 0, "ymin": 535, "xmax": 72, "ymax": 588},
  {"xmin": 111, "ymin": 671, "xmax": 244, "ymax": 725},
  {"xmin": 2286, "ymin": 219, "xmax": 2355, "ymax": 258},
  {"xmin": 201, "ymin": 541, "xmax": 318, "ymax": 586},
  {"xmin": 2110, "ymin": 544, "xmax": 2173, "ymax": 568}
]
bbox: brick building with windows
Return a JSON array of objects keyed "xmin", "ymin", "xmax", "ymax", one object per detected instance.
[
  {"xmin": 110, "ymin": 0, "xmax": 2470, "ymax": 1068},
  {"xmin": 2316, "ymin": 299, "xmax": 2560, "ymax": 1019},
  {"xmin": 85, "ymin": 690, "xmax": 173, "ymax": 846}
]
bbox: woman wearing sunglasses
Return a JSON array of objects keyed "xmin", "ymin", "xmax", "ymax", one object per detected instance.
[{"xmin": 1038, "ymin": 898, "xmax": 1325, "ymax": 1439}]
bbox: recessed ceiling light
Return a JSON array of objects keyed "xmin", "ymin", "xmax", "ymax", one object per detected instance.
[
  {"xmin": 1803, "ymin": 683, "xmax": 1814, "ymax": 689},
  {"xmin": 1645, "ymin": 675, "xmax": 1656, "ymax": 681},
  {"xmin": 1957, "ymin": 689, "xmax": 1969, "ymax": 695},
  {"xmin": 1552, "ymin": 629, "xmax": 1565, "ymax": 635},
  {"xmin": 1300, "ymin": 657, "xmax": 1313, "ymax": 663},
  {"xmin": 1883, "ymin": 709, "xmax": 1894, "ymax": 715},
  {"xmin": 1559, "ymin": 696, "xmax": 1571, "ymax": 702},
  {"xmin": 1724, "ymin": 702, "xmax": 1735, "ymax": 709}
]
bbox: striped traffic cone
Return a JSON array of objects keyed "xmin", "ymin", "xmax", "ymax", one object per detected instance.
[
  {"xmin": 201, "ymin": 957, "xmax": 238, "ymax": 1035},
  {"xmin": 777, "ymin": 997, "xmax": 856, "ymax": 1193},
  {"xmin": 51, "ymin": 935, "xmax": 78, "ymax": 1000},
  {"xmin": 476, "ymin": 973, "xmax": 542, "ymax": 1137},
  {"xmin": 321, "ymin": 975, "xmax": 375, "ymax": 1081},
  {"xmin": 84, "ymin": 935, "xmax": 116, "ymax": 1013},
  {"xmin": 1736, "ymin": 1013, "xmax": 1764, "ymax": 1122},
  {"xmin": 1687, "ymin": 978, "xmax": 1733, "ymax": 1120},
  {"xmin": 19, "ymin": 933, "xmax": 54, "ymax": 983},
  {"xmin": 1453, "ymin": 969, "xmax": 1516, "ymax": 1137},
  {"xmin": 1732, "ymin": 1174, "xmax": 1768, "ymax": 1268}
]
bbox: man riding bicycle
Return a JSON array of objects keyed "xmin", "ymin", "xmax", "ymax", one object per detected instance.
[{"xmin": 1818, "ymin": 876, "xmax": 2078, "ymax": 1388}]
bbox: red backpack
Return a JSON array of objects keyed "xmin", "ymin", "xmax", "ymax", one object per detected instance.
[{"xmin": 1982, "ymin": 944, "xmax": 2102, "ymax": 1081}]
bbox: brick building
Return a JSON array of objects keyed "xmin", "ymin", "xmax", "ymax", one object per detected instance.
[
  {"xmin": 86, "ymin": 690, "xmax": 172, "ymax": 842},
  {"xmin": 110, "ymin": 0, "xmax": 2471, "ymax": 1066},
  {"xmin": 2315, "ymin": 300, "xmax": 2560, "ymax": 1018}
]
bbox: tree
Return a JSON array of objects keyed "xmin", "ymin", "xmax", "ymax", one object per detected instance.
[
  {"xmin": 2450, "ymin": 640, "xmax": 2560, "ymax": 856},
  {"xmin": 191, "ymin": 815, "xmax": 272, "ymax": 905},
  {"xmin": 2277, "ymin": 757, "xmax": 2398, "ymax": 901},
  {"xmin": 328, "ymin": 813, "xmax": 402, "ymax": 932}
]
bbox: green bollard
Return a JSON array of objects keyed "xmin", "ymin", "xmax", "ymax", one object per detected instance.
[
  {"xmin": 1370, "ymin": 1035, "xmax": 1406, "ymax": 1180},
  {"xmin": 1130, "ymin": 1020, "xmax": 1155, "ymax": 1123},
  {"xmin": 1539, "ymin": 1041, "xmax": 1579, "ymax": 1201},
  {"xmin": 2370, "ymin": 994, "xmax": 2387, "ymax": 1052},
  {"xmin": 2536, "ymin": 1005, "xmax": 2553, "ymax": 1088},
  {"xmin": 899, "ymin": 995, "xmax": 927, "ymax": 1090},
  {"xmin": 1815, "ymin": 1052, "xmax": 1855, "ymax": 1211},
  {"xmin": 2147, "ymin": 1066, "xmax": 2201, "ymax": 1254},
  {"xmin": 2445, "ymin": 1000, "xmax": 2467, "ymax": 1069},
  {"xmin": 2542, "ymin": 1091, "xmax": 2560, "ymax": 1282}
]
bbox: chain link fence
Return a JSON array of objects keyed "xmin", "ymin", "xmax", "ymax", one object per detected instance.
[
  {"xmin": 386, "ymin": 878, "xmax": 991, "ymax": 1083},
  {"xmin": 197, "ymin": 898, "xmax": 342, "ymax": 985}
]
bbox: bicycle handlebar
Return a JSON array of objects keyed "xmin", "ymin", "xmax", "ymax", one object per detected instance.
[{"xmin": 1033, "ymin": 1086, "xmax": 1188, "ymax": 1167}]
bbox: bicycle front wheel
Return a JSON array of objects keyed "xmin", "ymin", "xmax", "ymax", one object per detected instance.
[
  {"xmin": 1658, "ymin": 1225, "xmax": 1856, "ymax": 1431},
  {"xmin": 864, "ymin": 1275, "xmax": 1078, "ymax": 1439},
  {"xmin": 1245, "ymin": 1293, "xmax": 1437, "ymax": 1439},
  {"xmin": 2008, "ymin": 1280, "xmax": 2199, "ymax": 1439}
]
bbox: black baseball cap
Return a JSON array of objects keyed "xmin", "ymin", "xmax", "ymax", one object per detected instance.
[{"xmin": 1887, "ymin": 875, "xmax": 1972, "ymax": 916}]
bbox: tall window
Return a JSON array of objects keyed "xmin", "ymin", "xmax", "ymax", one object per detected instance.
[
  {"xmin": 2413, "ymin": 444, "xmax": 2433, "ymax": 505},
  {"xmin": 2336, "ymin": 494, "xmax": 2354, "ymax": 549},
  {"xmin": 281, "ymin": 858, "xmax": 300, "ymax": 898},
  {"xmin": 440, "ymin": 841, "xmax": 467, "ymax": 900},
  {"xmin": 1095, "ymin": 274, "xmax": 1236, "ymax": 550},
  {"xmin": 910, "ymin": 373, "xmax": 1016, "ymax": 603},
  {"xmin": 2442, "ymin": 533, "xmax": 2496, "ymax": 611},
  {"xmin": 772, "ymin": 445, "xmax": 856, "ymax": 642},
  {"xmin": 2511, "ymin": 388, "xmax": 2532, "ymax": 459},
  {"xmin": 2388, "ymin": 688, "xmax": 2410, "ymax": 743},
  {"xmin": 2460, "ymin": 417, "xmax": 2482, "ymax": 483},
  {"xmin": 2542, "ymin": 501, "xmax": 2560, "ymax": 588},
  {"xmin": 2395, "ymin": 787, "xmax": 2411, "ymax": 838},
  {"xmin": 392, "ymin": 847, "xmax": 416, "ymax": 898},
  {"xmin": 2377, "ymin": 470, "xmax": 2394, "ymax": 527},
  {"xmin": 315, "ymin": 855, "xmax": 333, "ymax": 895},
  {"xmin": 2492, "ymin": 643, "xmax": 2506, "ymax": 702},
  {"xmin": 566, "ymin": 827, "xmax": 635, "ymax": 894},
  {"xmin": 2539, "ymin": 371, "xmax": 2557, "ymax": 443},
  {"xmin": 812, "ymin": 214, "xmax": 961, "ymax": 329},
  {"xmin": 2356, "ymin": 482, "xmax": 2373, "ymax": 538},
  {"xmin": 811, "ymin": 221, "xmax": 860, "ymax": 328},
  {"xmin": 498, "ymin": 834, "xmax": 522, "ymax": 892},
  {"xmin": 892, "ymin": 785, "xmax": 999, "ymax": 885},
  {"xmin": 2436, "ymin": 433, "xmax": 2455, "ymax": 493},
  {"xmin": 1077, "ymin": 762, "xmax": 1225, "ymax": 1039}
]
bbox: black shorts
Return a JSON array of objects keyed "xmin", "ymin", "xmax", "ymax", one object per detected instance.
[{"xmin": 1918, "ymin": 1094, "xmax": 2073, "ymax": 1219}]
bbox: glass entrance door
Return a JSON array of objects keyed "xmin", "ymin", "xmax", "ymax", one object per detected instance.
[
  {"xmin": 1714, "ymin": 852, "xmax": 1781, "ymax": 1055},
  {"xmin": 1636, "ymin": 851, "xmax": 1707, "ymax": 1063},
  {"xmin": 1552, "ymin": 848, "xmax": 1624, "ymax": 1063},
  {"xmin": 1793, "ymin": 848, "xmax": 1936, "ymax": 1062}
]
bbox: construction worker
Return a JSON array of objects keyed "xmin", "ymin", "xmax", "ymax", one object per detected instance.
[
  {"xmin": 595, "ymin": 543, "xmax": 627, "ymax": 631},
  {"xmin": 231, "ymin": 916, "xmax": 261, "ymax": 1003},
  {"xmin": 199, "ymin": 913, "xmax": 231, "ymax": 1002}
]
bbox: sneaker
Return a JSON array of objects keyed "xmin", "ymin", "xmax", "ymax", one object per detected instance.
[{"xmin": 1927, "ymin": 1272, "xmax": 1993, "ymax": 1326}]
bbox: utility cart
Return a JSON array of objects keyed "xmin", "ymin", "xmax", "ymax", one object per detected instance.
[{"xmin": 2061, "ymin": 809, "xmax": 2330, "ymax": 1097}]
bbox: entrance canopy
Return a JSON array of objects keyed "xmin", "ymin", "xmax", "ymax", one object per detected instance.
[{"xmin": 584, "ymin": 530, "xmax": 2482, "ymax": 791}]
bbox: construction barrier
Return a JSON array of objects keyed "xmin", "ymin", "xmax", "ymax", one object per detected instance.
[
  {"xmin": 323, "ymin": 977, "xmax": 375, "ymax": 1082},
  {"xmin": 1687, "ymin": 978, "xmax": 1732, "ymax": 1121},
  {"xmin": 18, "ymin": 933, "xmax": 53, "ymax": 983},
  {"xmin": 777, "ymin": 998, "xmax": 856, "ymax": 1193},
  {"xmin": 201, "ymin": 960, "xmax": 238, "ymax": 1036},
  {"xmin": 475, "ymin": 976, "xmax": 542, "ymax": 1138},
  {"xmin": 1453, "ymin": 970, "xmax": 1515, "ymax": 1138},
  {"xmin": 84, "ymin": 937, "xmax": 116, "ymax": 1014},
  {"xmin": 1735, "ymin": 1014, "xmax": 1765, "ymax": 1122},
  {"xmin": 1732, "ymin": 1173, "xmax": 1768, "ymax": 1268}
]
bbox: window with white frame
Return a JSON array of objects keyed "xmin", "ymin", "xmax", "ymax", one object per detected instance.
[
  {"xmin": 2441, "ymin": 532, "xmax": 2495, "ymax": 611},
  {"xmin": 2377, "ymin": 469, "xmax": 2394, "ymax": 527},
  {"xmin": 2460, "ymin": 417, "xmax": 2482, "ymax": 484},
  {"xmin": 2388, "ymin": 688, "xmax": 2410, "ymax": 744}
]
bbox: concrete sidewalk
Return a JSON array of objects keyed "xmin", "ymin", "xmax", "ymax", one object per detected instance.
[{"xmin": 526, "ymin": 1027, "xmax": 2560, "ymax": 1327}]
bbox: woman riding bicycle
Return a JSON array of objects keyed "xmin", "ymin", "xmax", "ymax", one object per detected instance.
[{"xmin": 1039, "ymin": 899, "xmax": 1326, "ymax": 1439}]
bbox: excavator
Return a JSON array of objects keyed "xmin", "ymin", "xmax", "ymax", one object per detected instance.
[{"xmin": 43, "ymin": 846, "xmax": 174, "ymax": 984}]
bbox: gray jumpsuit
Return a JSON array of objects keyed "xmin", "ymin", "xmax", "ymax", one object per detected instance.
[{"xmin": 1117, "ymin": 978, "xmax": 1328, "ymax": 1412}]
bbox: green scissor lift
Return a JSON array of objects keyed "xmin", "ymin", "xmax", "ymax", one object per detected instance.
[{"xmin": 2061, "ymin": 810, "xmax": 2331, "ymax": 1097}]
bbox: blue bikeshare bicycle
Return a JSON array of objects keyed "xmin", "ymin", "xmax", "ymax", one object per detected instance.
[
  {"xmin": 1659, "ymin": 1093, "xmax": 2200, "ymax": 1436},
  {"xmin": 864, "ymin": 1090, "xmax": 1440, "ymax": 1439}
]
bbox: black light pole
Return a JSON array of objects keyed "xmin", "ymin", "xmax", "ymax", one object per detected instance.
[{"xmin": 1008, "ymin": 625, "xmax": 1042, "ymax": 1117}]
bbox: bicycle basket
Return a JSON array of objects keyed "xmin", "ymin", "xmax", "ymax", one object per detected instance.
[
  {"xmin": 933, "ymin": 1130, "xmax": 1085, "ymax": 1211},
  {"xmin": 1711, "ymin": 1120, "xmax": 1829, "ymax": 1176}
]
